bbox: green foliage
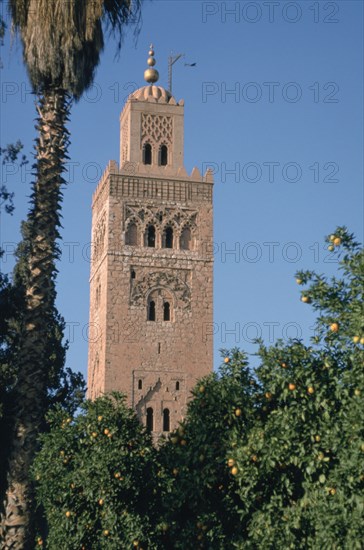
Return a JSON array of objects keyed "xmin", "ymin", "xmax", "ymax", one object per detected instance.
[
  {"xmin": 32, "ymin": 394, "xmax": 162, "ymax": 549},
  {"xmin": 0, "ymin": 140, "xmax": 28, "ymax": 214},
  {"xmin": 33, "ymin": 228, "xmax": 364, "ymax": 549},
  {"xmin": 157, "ymin": 353, "xmax": 255, "ymax": 549},
  {"xmin": 227, "ymin": 228, "xmax": 364, "ymax": 548}
]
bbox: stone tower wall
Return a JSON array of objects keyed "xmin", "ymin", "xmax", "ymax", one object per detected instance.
[{"xmin": 88, "ymin": 85, "xmax": 214, "ymax": 437}]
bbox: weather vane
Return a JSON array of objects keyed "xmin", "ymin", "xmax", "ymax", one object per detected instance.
[{"xmin": 168, "ymin": 52, "xmax": 197, "ymax": 93}]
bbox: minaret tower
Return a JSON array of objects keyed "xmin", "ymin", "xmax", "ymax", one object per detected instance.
[{"xmin": 87, "ymin": 46, "xmax": 214, "ymax": 436}]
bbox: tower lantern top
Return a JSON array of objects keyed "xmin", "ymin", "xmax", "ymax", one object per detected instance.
[
  {"xmin": 144, "ymin": 44, "xmax": 159, "ymax": 84},
  {"xmin": 126, "ymin": 44, "xmax": 182, "ymax": 105}
]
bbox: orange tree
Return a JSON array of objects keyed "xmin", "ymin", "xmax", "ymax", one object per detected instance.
[
  {"xmin": 32, "ymin": 394, "xmax": 163, "ymax": 549},
  {"xmin": 157, "ymin": 227, "xmax": 363, "ymax": 549},
  {"xmin": 157, "ymin": 352, "xmax": 257, "ymax": 549},
  {"xmin": 218, "ymin": 227, "xmax": 364, "ymax": 548},
  {"xmin": 32, "ymin": 228, "xmax": 363, "ymax": 548}
]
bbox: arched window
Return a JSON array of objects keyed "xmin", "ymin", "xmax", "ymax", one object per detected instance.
[
  {"xmin": 180, "ymin": 227, "xmax": 192, "ymax": 250},
  {"xmin": 164, "ymin": 226, "xmax": 173, "ymax": 249},
  {"xmin": 146, "ymin": 407, "xmax": 154, "ymax": 432},
  {"xmin": 148, "ymin": 300, "xmax": 156, "ymax": 321},
  {"xmin": 138, "ymin": 379, "xmax": 142, "ymax": 390},
  {"xmin": 175, "ymin": 381, "xmax": 180, "ymax": 391},
  {"xmin": 163, "ymin": 408, "xmax": 170, "ymax": 432},
  {"xmin": 159, "ymin": 145, "xmax": 168, "ymax": 166},
  {"xmin": 126, "ymin": 223, "xmax": 138, "ymax": 246},
  {"xmin": 143, "ymin": 143, "xmax": 152, "ymax": 165},
  {"xmin": 131, "ymin": 270, "xmax": 136, "ymax": 279},
  {"xmin": 146, "ymin": 225, "xmax": 156, "ymax": 248},
  {"xmin": 163, "ymin": 302, "xmax": 171, "ymax": 321}
]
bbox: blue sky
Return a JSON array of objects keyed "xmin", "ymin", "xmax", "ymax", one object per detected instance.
[{"xmin": 1, "ymin": 0, "xmax": 363, "ymax": 381}]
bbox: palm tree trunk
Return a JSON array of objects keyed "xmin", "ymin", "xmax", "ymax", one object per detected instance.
[{"xmin": 0, "ymin": 89, "xmax": 70, "ymax": 549}]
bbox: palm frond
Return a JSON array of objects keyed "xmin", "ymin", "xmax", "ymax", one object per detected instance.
[{"xmin": 8, "ymin": 0, "xmax": 142, "ymax": 98}]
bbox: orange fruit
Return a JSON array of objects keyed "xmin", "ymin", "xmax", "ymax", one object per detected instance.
[
  {"xmin": 330, "ymin": 322, "xmax": 339, "ymax": 332},
  {"xmin": 301, "ymin": 296, "xmax": 311, "ymax": 303},
  {"xmin": 333, "ymin": 237, "xmax": 341, "ymax": 246},
  {"xmin": 231, "ymin": 466, "xmax": 238, "ymax": 475},
  {"xmin": 235, "ymin": 408, "xmax": 242, "ymax": 417},
  {"xmin": 224, "ymin": 357, "xmax": 230, "ymax": 363},
  {"xmin": 307, "ymin": 386, "xmax": 315, "ymax": 394},
  {"xmin": 288, "ymin": 383, "xmax": 296, "ymax": 391},
  {"xmin": 227, "ymin": 458, "xmax": 235, "ymax": 467}
]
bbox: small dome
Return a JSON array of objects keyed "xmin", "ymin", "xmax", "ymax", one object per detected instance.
[{"xmin": 130, "ymin": 85, "xmax": 176, "ymax": 104}]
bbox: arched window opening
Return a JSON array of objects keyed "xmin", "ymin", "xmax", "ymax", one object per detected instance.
[
  {"xmin": 176, "ymin": 381, "xmax": 180, "ymax": 391},
  {"xmin": 143, "ymin": 143, "xmax": 152, "ymax": 165},
  {"xmin": 138, "ymin": 379, "xmax": 142, "ymax": 390},
  {"xmin": 159, "ymin": 145, "xmax": 168, "ymax": 166},
  {"xmin": 146, "ymin": 407, "xmax": 154, "ymax": 432},
  {"xmin": 163, "ymin": 408, "xmax": 170, "ymax": 432},
  {"xmin": 146, "ymin": 225, "xmax": 156, "ymax": 248},
  {"xmin": 163, "ymin": 302, "xmax": 171, "ymax": 321},
  {"xmin": 164, "ymin": 226, "xmax": 173, "ymax": 249},
  {"xmin": 126, "ymin": 223, "xmax": 138, "ymax": 246},
  {"xmin": 148, "ymin": 300, "xmax": 156, "ymax": 321},
  {"xmin": 180, "ymin": 227, "xmax": 192, "ymax": 250},
  {"xmin": 131, "ymin": 270, "xmax": 136, "ymax": 279}
]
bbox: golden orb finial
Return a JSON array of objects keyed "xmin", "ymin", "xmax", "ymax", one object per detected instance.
[{"xmin": 144, "ymin": 43, "xmax": 159, "ymax": 84}]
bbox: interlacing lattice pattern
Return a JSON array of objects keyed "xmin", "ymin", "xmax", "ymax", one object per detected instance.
[
  {"xmin": 125, "ymin": 204, "xmax": 197, "ymax": 234},
  {"xmin": 93, "ymin": 212, "xmax": 106, "ymax": 262},
  {"xmin": 141, "ymin": 114, "xmax": 173, "ymax": 146},
  {"xmin": 121, "ymin": 119, "xmax": 129, "ymax": 165},
  {"xmin": 131, "ymin": 270, "xmax": 191, "ymax": 309}
]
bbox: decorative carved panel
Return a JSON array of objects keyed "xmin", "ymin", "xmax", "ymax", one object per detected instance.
[
  {"xmin": 121, "ymin": 119, "xmax": 129, "ymax": 164},
  {"xmin": 125, "ymin": 203, "xmax": 197, "ymax": 233},
  {"xmin": 93, "ymin": 212, "xmax": 106, "ymax": 262},
  {"xmin": 141, "ymin": 114, "xmax": 173, "ymax": 146},
  {"xmin": 131, "ymin": 271, "xmax": 191, "ymax": 309}
]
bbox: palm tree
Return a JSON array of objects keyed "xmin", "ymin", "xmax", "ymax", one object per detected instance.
[{"xmin": 1, "ymin": 1, "xmax": 141, "ymax": 547}]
